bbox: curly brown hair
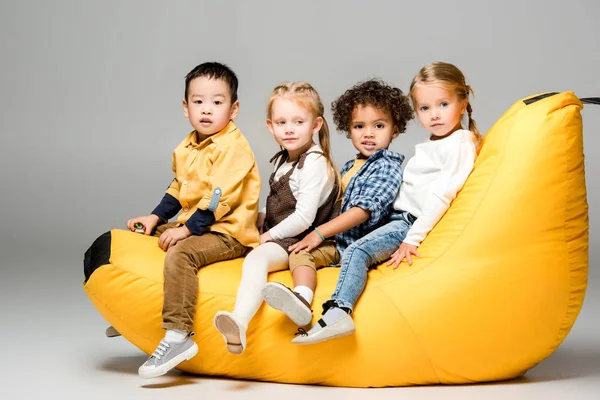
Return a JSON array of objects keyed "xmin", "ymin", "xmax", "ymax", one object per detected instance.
[{"xmin": 331, "ymin": 79, "xmax": 414, "ymax": 135}]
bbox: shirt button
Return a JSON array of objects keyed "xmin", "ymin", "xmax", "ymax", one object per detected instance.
[
  {"xmin": 183, "ymin": 180, "xmax": 188, "ymax": 185},
  {"xmin": 184, "ymin": 207, "xmax": 189, "ymax": 212},
  {"xmin": 193, "ymin": 149, "xmax": 198, "ymax": 153},
  {"xmin": 215, "ymin": 188, "xmax": 221, "ymax": 194}
]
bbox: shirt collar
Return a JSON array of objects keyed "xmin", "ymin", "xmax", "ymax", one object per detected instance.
[{"xmin": 356, "ymin": 148, "xmax": 404, "ymax": 163}]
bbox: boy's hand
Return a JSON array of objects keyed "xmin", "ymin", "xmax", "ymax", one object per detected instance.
[
  {"xmin": 388, "ymin": 242, "xmax": 420, "ymax": 269},
  {"xmin": 259, "ymin": 231, "xmax": 272, "ymax": 245},
  {"xmin": 256, "ymin": 212, "xmax": 266, "ymax": 234},
  {"xmin": 127, "ymin": 215, "xmax": 160, "ymax": 235},
  {"xmin": 158, "ymin": 226, "xmax": 192, "ymax": 251},
  {"xmin": 288, "ymin": 230, "xmax": 322, "ymax": 254}
]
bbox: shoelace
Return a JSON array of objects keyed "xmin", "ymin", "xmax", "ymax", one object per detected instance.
[
  {"xmin": 294, "ymin": 328, "xmax": 308, "ymax": 337},
  {"xmin": 150, "ymin": 340, "xmax": 170, "ymax": 360}
]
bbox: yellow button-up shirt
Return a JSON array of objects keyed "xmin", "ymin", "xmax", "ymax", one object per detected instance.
[{"xmin": 166, "ymin": 121, "xmax": 261, "ymax": 248}]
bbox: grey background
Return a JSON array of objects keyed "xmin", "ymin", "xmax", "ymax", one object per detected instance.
[{"xmin": 1, "ymin": 0, "xmax": 599, "ymax": 398}]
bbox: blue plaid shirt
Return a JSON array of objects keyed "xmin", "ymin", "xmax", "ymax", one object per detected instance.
[{"xmin": 336, "ymin": 149, "xmax": 404, "ymax": 254}]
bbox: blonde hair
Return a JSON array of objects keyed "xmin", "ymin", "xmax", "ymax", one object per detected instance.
[
  {"xmin": 409, "ymin": 62, "xmax": 482, "ymax": 144},
  {"xmin": 266, "ymin": 82, "xmax": 342, "ymax": 197}
]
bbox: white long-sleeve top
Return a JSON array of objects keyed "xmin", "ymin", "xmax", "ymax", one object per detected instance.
[
  {"xmin": 265, "ymin": 144, "xmax": 335, "ymax": 240},
  {"xmin": 393, "ymin": 129, "xmax": 476, "ymax": 246}
]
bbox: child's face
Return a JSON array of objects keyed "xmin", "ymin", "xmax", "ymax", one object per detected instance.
[
  {"xmin": 412, "ymin": 83, "xmax": 467, "ymax": 139},
  {"xmin": 183, "ymin": 77, "xmax": 239, "ymax": 139},
  {"xmin": 266, "ymin": 98, "xmax": 322, "ymax": 162},
  {"xmin": 349, "ymin": 104, "xmax": 398, "ymax": 158}
]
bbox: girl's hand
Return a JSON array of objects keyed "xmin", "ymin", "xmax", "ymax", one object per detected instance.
[
  {"xmin": 127, "ymin": 214, "xmax": 160, "ymax": 235},
  {"xmin": 388, "ymin": 242, "xmax": 420, "ymax": 269},
  {"xmin": 158, "ymin": 226, "xmax": 192, "ymax": 251},
  {"xmin": 256, "ymin": 212, "xmax": 266, "ymax": 234},
  {"xmin": 259, "ymin": 231, "xmax": 272, "ymax": 245},
  {"xmin": 288, "ymin": 230, "xmax": 322, "ymax": 253}
]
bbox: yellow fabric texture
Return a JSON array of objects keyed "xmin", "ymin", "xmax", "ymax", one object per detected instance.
[
  {"xmin": 84, "ymin": 92, "xmax": 588, "ymax": 387},
  {"xmin": 166, "ymin": 120, "xmax": 261, "ymax": 248}
]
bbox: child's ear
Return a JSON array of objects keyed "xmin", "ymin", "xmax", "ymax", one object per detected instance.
[
  {"xmin": 230, "ymin": 100, "xmax": 240, "ymax": 120},
  {"xmin": 182, "ymin": 99, "xmax": 189, "ymax": 118},
  {"xmin": 266, "ymin": 119, "xmax": 275, "ymax": 135},
  {"xmin": 460, "ymin": 100, "xmax": 468, "ymax": 115},
  {"xmin": 392, "ymin": 126, "xmax": 400, "ymax": 139},
  {"xmin": 313, "ymin": 116, "xmax": 323, "ymax": 134}
]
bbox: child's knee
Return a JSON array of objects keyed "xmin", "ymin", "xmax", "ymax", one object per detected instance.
[
  {"xmin": 164, "ymin": 246, "xmax": 194, "ymax": 272},
  {"xmin": 241, "ymin": 259, "xmax": 262, "ymax": 275},
  {"xmin": 342, "ymin": 244, "xmax": 372, "ymax": 266},
  {"xmin": 241, "ymin": 253, "xmax": 273, "ymax": 275},
  {"xmin": 289, "ymin": 252, "xmax": 317, "ymax": 273}
]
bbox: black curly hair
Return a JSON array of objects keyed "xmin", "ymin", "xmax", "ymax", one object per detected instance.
[{"xmin": 331, "ymin": 79, "xmax": 414, "ymax": 136}]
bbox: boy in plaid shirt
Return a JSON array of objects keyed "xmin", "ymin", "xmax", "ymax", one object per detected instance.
[{"xmin": 288, "ymin": 79, "xmax": 413, "ymax": 341}]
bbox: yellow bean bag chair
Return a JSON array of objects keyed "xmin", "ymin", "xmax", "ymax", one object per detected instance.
[{"xmin": 84, "ymin": 91, "xmax": 589, "ymax": 387}]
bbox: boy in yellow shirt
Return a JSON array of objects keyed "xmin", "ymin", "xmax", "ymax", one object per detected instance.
[{"xmin": 121, "ymin": 62, "xmax": 261, "ymax": 378}]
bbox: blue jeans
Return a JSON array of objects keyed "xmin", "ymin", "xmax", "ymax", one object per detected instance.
[{"xmin": 329, "ymin": 211, "xmax": 415, "ymax": 312}]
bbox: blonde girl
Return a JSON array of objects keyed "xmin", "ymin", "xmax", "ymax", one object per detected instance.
[{"xmin": 214, "ymin": 82, "xmax": 341, "ymax": 354}]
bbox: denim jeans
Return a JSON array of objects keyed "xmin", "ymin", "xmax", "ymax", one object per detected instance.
[{"xmin": 329, "ymin": 211, "xmax": 415, "ymax": 312}]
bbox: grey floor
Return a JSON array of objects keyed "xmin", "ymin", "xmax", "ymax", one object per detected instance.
[{"xmin": 2, "ymin": 260, "xmax": 599, "ymax": 400}]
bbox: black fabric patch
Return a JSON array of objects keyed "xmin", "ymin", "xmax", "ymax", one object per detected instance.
[
  {"xmin": 580, "ymin": 97, "xmax": 600, "ymax": 105},
  {"xmin": 321, "ymin": 299, "xmax": 338, "ymax": 314},
  {"xmin": 83, "ymin": 231, "xmax": 111, "ymax": 283},
  {"xmin": 523, "ymin": 92, "xmax": 559, "ymax": 105}
]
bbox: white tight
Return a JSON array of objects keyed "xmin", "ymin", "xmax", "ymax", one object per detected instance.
[{"xmin": 232, "ymin": 242, "xmax": 289, "ymax": 327}]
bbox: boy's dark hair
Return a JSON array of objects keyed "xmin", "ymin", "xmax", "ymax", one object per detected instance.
[
  {"xmin": 184, "ymin": 62, "xmax": 239, "ymax": 103},
  {"xmin": 331, "ymin": 79, "xmax": 414, "ymax": 135}
]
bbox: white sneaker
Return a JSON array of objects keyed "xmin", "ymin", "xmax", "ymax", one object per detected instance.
[
  {"xmin": 138, "ymin": 333, "xmax": 198, "ymax": 379},
  {"xmin": 261, "ymin": 282, "xmax": 312, "ymax": 326},
  {"xmin": 214, "ymin": 311, "xmax": 247, "ymax": 355},
  {"xmin": 291, "ymin": 313, "xmax": 355, "ymax": 344}
]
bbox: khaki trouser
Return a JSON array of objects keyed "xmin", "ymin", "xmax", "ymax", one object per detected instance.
[
  {"xmin": 153, "ymin": 223, "xmax": 248, "ymax": 331},
  {"xmin": 288, "ymin": 240, "xmax": 339, "ymax": 272}
]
